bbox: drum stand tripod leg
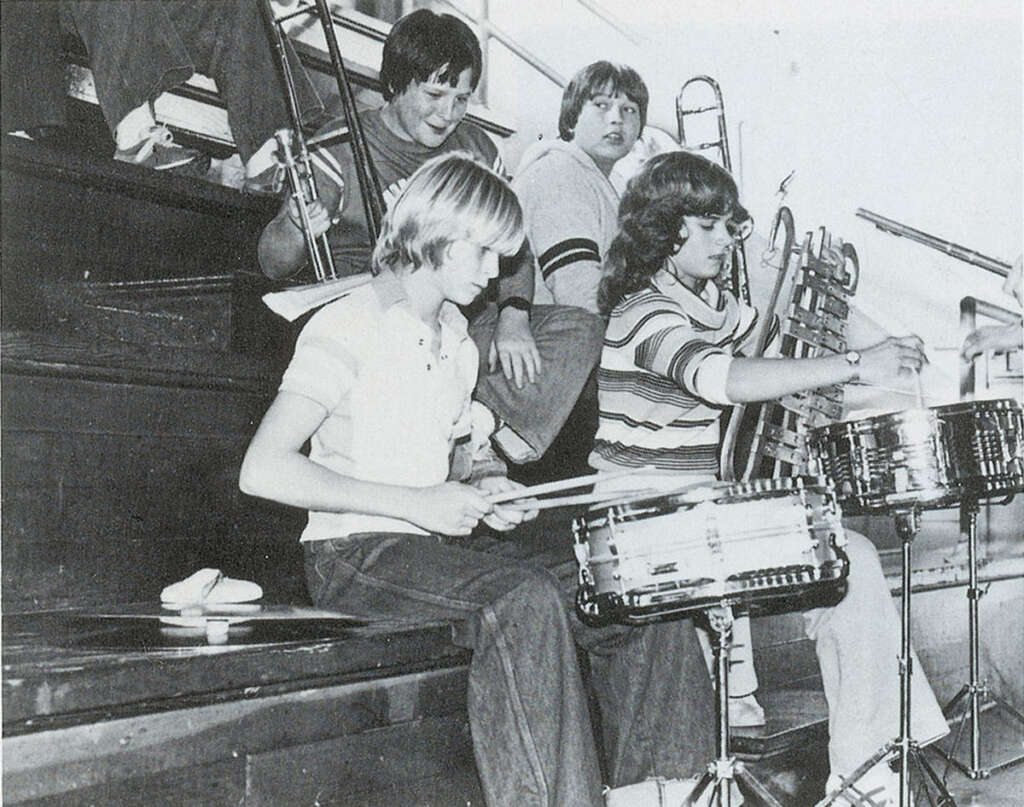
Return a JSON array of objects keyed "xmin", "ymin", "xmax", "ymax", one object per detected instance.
[
  {"xmin": 938, "ymin": 499, "xmax": 1024, "ymax": 780},
  {"xmin": 817, "ymin": 510, "xmax": 957, "ymax": 807},
  {"xmin": 687, "ymin": 607, "xmax": 783, "ymax": 807}
]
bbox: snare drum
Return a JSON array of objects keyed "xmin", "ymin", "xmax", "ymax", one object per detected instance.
[
  {"xmin": 808, "ymin": 408, "xmax": 958, "ymax": 513},
  {"xmin": 809, "ymin": 398, "xmax": 1024, "ymax": 514},
  {"xmin": 934, "ymin": 398, "xmax": 1024, "ymax": 500},
  {"xmin": 573, "ymin": 477, "xmax": 848, "ymax": 624}
]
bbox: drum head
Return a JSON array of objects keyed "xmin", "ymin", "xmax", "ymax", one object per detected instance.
[
  {"xmin": 811, "ymin": 407, "xmax": 937, "ymax": 440},
  {"xmin": 934, "ymin": 397, "xmax": 1022, "ymax": 417},
  {"xmin": 584, "ymin": 476, "xmax": 831, "ymax": 528}
]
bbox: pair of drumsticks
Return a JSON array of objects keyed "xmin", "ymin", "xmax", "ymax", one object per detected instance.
[{"xmin": 485, "ymin": 466, "xmax": 656, "ymax": 512}]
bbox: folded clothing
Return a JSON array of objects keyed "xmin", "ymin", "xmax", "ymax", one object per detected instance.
[{"xmin": 160, "ymin": 568, "xmax": 263, "ymax": 605}]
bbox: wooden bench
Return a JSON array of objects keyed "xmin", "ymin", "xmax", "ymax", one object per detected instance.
[
  {"xmin": 3, "ymin": 610, "xmax": 479, "ymax": 806},
  {"xmin": 1, "ymin": 135, "xmax": 481, "ymax": 805}
]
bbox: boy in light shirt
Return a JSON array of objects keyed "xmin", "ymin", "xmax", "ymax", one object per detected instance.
[{"xmin": 242, "ymin": 153, "xmax": 727, "ymax": 806}]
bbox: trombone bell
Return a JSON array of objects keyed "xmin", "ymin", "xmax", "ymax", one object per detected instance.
[{"xmin": 676, "ymin": 75, "xmax": 733, "ymax": 172}]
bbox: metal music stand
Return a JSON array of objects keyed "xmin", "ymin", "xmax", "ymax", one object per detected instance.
[
  {"xmin": 936, "ymin": 498, "xmax": 1024, "ymax": 780},
  {"xmin": 817, "ymin": 508, "xmax": 956, "ymax": 807},
  {"xmin": 686, "ymin": 607, "xmax": 784, "ymax": 807}
]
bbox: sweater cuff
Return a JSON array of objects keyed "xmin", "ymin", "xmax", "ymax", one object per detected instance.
[{"xmin": 692, "ymin": 353, "xmax": 735, "ymax": 405}]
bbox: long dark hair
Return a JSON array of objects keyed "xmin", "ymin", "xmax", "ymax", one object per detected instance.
[{"xmin": 598, "ymin": 151, "xmax": 749, "ymax": 315}]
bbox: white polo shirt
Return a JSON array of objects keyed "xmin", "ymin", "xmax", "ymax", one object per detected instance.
[{"xmin": 279, "ymin": 271, "xmax": 479, "ymax": 542}]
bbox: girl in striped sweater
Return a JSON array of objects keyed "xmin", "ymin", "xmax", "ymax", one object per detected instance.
[{"xmin": 590, "ymin": 150, "xmax": 947, "ymax": 806}]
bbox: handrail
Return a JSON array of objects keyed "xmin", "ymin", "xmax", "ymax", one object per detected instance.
[
  {"xmin": 960, "ymin": 297, "xmax": 1022, "ymax": 326},
  {"xmin": 576, "ymin": 0, "xmax": 643, "ymax": 45},
  {"xmin": 435, "ymin": 0, "xmax": 567, "ymax": 91}
]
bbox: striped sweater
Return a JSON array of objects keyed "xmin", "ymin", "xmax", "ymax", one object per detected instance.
[{"xmin": 590, "ymin": 269, "xmax": 777, "ymax": 475}]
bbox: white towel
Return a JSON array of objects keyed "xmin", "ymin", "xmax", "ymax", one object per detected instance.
[{"xmin": 160, "ymin": 568, "xmax": 263, "ymax": 605}]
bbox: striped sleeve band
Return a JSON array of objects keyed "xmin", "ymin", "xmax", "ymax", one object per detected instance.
[
  {"xmin": 538, "ymin": 238, "xmax": 600, "ymax": 280},
  {"xmin": 310, "ymin": 147, "xmax": 347, "ymax": 203}
]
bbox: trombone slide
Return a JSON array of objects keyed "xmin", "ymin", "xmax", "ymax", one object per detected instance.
[{"xmin": 856, "ymin": 208, "xmax": 1011, "ymax": 277}]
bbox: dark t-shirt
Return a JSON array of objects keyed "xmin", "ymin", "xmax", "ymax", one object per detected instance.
[{"xmin": 310, "ymin": 108, "xmax": 503, "ymax": 277}]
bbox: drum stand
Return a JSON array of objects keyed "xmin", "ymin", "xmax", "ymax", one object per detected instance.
[
  {"xmin": 818, "ymin": 509, "xmax": 956, "ymax": 807},
  {"xmin": 687, "ymin": 607, "xmax": 783, "ymax": 807},
  {"xmin": 937, "ymin": 497, "xmax": 1024, "ymax": 780}
]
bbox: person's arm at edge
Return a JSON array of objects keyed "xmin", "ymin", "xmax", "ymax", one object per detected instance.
[
  {"xmin": 723, "ymin": 336, "xmax": 927, "ymax": 403},
  {"xmin": 488, "ymin": 241, "xmax": 542, "ymax": 386},
  {"xmin": 257, "ymin": 162, "xmax": 343, "ymax": 281}
]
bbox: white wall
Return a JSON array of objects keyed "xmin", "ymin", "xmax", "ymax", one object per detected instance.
[{"xmin": 484, "ymin": 0, "xmax": 1022, "ymax": 407}]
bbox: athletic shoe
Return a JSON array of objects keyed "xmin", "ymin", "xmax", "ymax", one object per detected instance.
[
  {"xmin": 242, "ymin": 163, "xmax": 286, "ymax": 197},
  {"xmin": 605, "ymin": 775, "xmax": 744, "ymax": 806},
  {"xmin": 114, "ymin": 124, "xmax": 209, "ymax": 174},
  {"xmin": 729, "ymin": 693, "xmax": 767, "ymax": 727}
]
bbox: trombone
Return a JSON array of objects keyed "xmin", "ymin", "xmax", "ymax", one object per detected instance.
[
  {"xmin": 676, "ymin": 75, "xmax": 750, "ymax": 304},
  {"xmin": 260, "ymin": 0, "xmax": 385, "ymax": 282},
  {"xmin": 676, "ymin": 75, "xmax": 734, "ymax": 172},
  {"xmin": 856, "ymin": 208, "xmax": 1012, "ymax": 278},
  {"xmin": 272, "ymin": 127, "xmax": 334, "ymax": 282}
]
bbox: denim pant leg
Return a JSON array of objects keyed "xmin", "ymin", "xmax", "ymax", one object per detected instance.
[
  {"xmin": 576, "ymin": 616, "xmax": 717, "ymax": 787},
  {"xmin": 305, "ymin": 533, "xmax": 605, "ymax": 807},
  {"xmin": 467, "ymin": 530, "xmax": 718, "ymax": 788},
  {"xmin": 60, "ymin": 1, "xmax": 193, "ymax": 135},
  {"xmin": 803, "ymin": 530, "xmax": 949, "ymax": 777},
  {"xmin": 163, "ymin": 0, "xmax": 323, "ymax": 162},
  {"xmin": 61, "ymin": 1, "xmax": 321, "ymax": 161},
  {"xmin": 3, "ymin": 2, "xmax": 67, "ymax": 132},
  {"xmin": 468, "ymin": 303, "xmax": 604, "ymax": 463}
]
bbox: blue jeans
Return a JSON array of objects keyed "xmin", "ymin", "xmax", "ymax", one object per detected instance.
[
  {"xmin": 59, "ymin": 0, "xmax": 323, "ymax": 161},
  {"xmin": 305, "ymin": 531, "xmax": 715, "ymax": 807},
  {"xmin": 468, "ymin": 303, "xmax": 605, "ymax": 463},
  {"xmin": 2, "ymin": 2, "xmax": 66, "ymax": 133}
]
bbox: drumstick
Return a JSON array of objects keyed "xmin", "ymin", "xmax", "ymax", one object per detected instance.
[
  {"xmin": 496, "ymin": 488, "xmax": 658, "ymax": 512},
  {"xmin": 486, "ymin": 466, "xmax": 655, "ymax": 505},
  {"xmin": 849, "ymin": 381, "xmax": 942, "ymax": 404}
]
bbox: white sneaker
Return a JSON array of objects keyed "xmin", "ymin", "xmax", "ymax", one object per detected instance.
[
  {"xmin": 605, "ymin": 775, "xmax": 743, "ymax": 806},
  {"xmin": 113, "ymin": 124, "xmax": 209, "ymax": 174},
  {"xmin": 729, "ymin": 694, "xmax": 766, "ymax": 728},
  {"xmin": 492, "ymin": 422, "xmax": 535, "ymax": 464}
]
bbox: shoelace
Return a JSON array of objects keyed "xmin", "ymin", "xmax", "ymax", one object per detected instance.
[{"xmin": 131, "ymin": 125, "xmax": 175, "ymax": 163}]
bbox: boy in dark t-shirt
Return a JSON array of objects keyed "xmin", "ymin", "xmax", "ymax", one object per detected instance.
[{"xmin": 258, "ymin": 9, "xmax": 602, "ymax": 468}]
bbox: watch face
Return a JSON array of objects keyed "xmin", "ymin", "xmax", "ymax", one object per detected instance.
[{"xmin": 846, "ymin": 350, "xmax": 861, "ymax": 365}]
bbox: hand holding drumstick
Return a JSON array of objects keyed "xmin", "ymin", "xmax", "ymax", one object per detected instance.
[
  {"xmin": 855, "ymin": 335, "xmax": 929, "ymax": 386},
  {"xmin": 961, "ymin": 255, "xmax": 1023, "ymax": 361},
  {"xmin": 484, "ymin": 466, "xmax": 658, "ymax": 512}
]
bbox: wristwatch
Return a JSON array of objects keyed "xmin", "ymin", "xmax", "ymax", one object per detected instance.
[{"xmin": 844, "ymin": 349, "xmax": 862, "ymax": 381}]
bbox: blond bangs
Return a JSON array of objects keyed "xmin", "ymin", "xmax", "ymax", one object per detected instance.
[{"xmin": 373, "ymin": 152, "xmax": 524, "ymax": 274}]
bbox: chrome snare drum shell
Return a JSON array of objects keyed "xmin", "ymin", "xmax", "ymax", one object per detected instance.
[
  {"xmin": 808, "ymin": 408, "xmax": 962, "ymax": 514},
  {"xmin": 933, "ymin": 398, "xmax": 1024, "ymax": 501}
]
